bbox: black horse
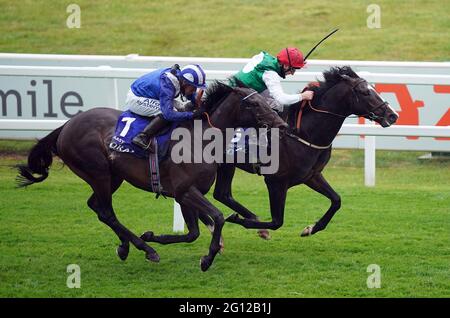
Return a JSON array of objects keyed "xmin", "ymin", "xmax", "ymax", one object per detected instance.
[
  {"xmin": 16, "ymin": 82, "xmax": 286, "ymax": 271},
  {"xmin": 212, "ymin": 66, "xmax": 399, "ymax": 238}
]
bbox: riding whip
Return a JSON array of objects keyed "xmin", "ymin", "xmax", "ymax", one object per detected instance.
[{"xmin": 303, "ymin": 28, "xmax": 339, "ymax": 61}]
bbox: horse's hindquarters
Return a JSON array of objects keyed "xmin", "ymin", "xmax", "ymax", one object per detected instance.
[{"xmin": 56, "ymin": 108, "xmax": 120, "ymax": 182}]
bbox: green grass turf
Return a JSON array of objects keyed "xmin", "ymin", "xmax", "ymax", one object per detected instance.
[
  {"xmin": 0, "ymin": 142, "xmax": 448, "ymax": 297},
  {"xmin": 0, "ymin": 0, "xmax": 448, "ymax": 61}
]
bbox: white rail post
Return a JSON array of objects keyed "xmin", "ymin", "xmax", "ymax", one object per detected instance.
[
  {"xmin": 364, "ymin": 122, "xmax": 376, "ymax": 187},
  {"xmin": 113, "ymin": 78, "xmax": 119, "ymax": 109},
  {"xmin": 173, "ymin": 200, "xmax": 185, "ymax": 233}
]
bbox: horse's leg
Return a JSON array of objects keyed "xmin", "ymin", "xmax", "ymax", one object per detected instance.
[
  {"xmin": 141, "ymin": 204, "xmax": 200, "ymax": 244},
  {"xmin": 87, "ymin": 176, "xmax": 130, "ymax": 261},
  {"xmin": 178, "ymin": 186, "xmax": 225, "ymax": 272},
  {"xmin": 226, "ymin": 178, "xmax": 288, "ymax": 230},
  {"xmin": 140, "ymin": 205, "xmax": 225, "ymax": 253},
  {"xmin": 66, "ymin": 158, "xmax": 160, "ymax": 263},
  {"xmin": 90, "ymin": 177, "xmax": 160, "ymax": 262},
  {"xmin": 197, "ymin": 213, "xmax": 225, "ymax": 253},
  {"xmin": 213, "ymin": 164, "xmax": 270, "ymax": 239},
  {"xmin": 300, "ymin": 173, "xmax": 341, "ymax": 237}
]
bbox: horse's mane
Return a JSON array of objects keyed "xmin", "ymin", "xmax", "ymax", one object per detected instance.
[
  {"xmin": 287, "ymin": 66, "xmax": 359, "ymax": 128},
  {"xmin": 202, "ymin": 81, "xmax": 234, "ymax": 113},
  {"xmin": 310, "ymin": 66, "xmax": 359, "ymax": 99}
]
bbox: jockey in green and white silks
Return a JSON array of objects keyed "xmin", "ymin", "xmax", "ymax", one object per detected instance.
[{"xmin": 231, "ymin": 48, "xmax": 314, "ymax": 112}]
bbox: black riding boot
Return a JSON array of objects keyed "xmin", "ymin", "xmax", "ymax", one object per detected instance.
[{"xmin": 132, "ymin": 115, "xmax": 169, "ymax": 151}]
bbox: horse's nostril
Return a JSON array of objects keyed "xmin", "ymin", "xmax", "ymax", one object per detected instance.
[{"xmin": 388, "ymin": 114, "xmax": 398, "ymax": 123}]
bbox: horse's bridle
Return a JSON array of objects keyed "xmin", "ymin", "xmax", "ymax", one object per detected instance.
[
  {"xmin": 293, "ymin": 77, "xmax": 388, "ymax": 149},
  {"xmin": 347, "ymin": 79, "xmax": 389, "ymax": 121},
  {"xmin": 296, "ymin": 78, "xmax": 388, "ymax": 131}
]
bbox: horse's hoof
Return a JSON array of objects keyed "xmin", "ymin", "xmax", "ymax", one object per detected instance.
[
  {"xmin": 301, "ymin": 225, "xmax": 314, "ymax": 237},
  {"xmin": 225, "ymin": 213, "xmax": 239, "ymax": 223},
  {"xmin": 200, "ymin": 256, "xmax": 211, "ymax": 272},
  {"xmin": 146, "ymin": 251, "xmax": 160, "ymax": 263},
  {"xmin": 140, "ymin": 231, "xmax": 154, "ymax": 242},
  {"xmin": 116, "ymin": 244, "xmax": 129, "ymax": 261},
  {"xmin": 257, "ymin": 229, "xmax": 271, "ymax": 240}
]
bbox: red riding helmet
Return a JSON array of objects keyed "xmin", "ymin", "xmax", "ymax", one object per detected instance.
[{"xmin": 277, "ymin": 47, "xmax": 305, "ymax": 69}]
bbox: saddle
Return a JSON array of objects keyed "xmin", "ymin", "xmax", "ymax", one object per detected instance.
[
  {"xmin": 109, "ymin": 110, "xmax": 177, "ymax": 197},
  {"xmin": 109, "ymin": 110, "xmax": 174, "ymax": 161}
]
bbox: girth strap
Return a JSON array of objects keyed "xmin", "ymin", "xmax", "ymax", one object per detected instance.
[{"xmin": 148, "ymin": 137, "xmax": 164, "ymax": 198}]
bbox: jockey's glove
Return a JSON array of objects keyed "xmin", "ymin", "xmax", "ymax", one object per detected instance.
[{"xmin": 192, "ymin": 109, "xmax": 206, "ymax": 119}]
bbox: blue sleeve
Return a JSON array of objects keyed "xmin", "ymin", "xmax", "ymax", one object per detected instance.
[{"xmin": 159, "ymin": 76, "xmax": 194, "ymax": 122}]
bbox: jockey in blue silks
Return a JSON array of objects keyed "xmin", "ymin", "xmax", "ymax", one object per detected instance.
[{"xmin": 126, "ymin": 64, "xmax": 207, "ymax": 150}]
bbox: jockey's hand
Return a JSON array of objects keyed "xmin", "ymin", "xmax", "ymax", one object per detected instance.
[
  {"xmin": 192, "ymin": 109, "xmax": 206, "ymax": 119},
  {"xmin": 301, "ymin": 90, "xmax": 314, "ymax": 101}
]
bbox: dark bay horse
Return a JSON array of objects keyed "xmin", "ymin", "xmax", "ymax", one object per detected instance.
[
  {"xmin": 16, "ymin": 82, "xmax": 286, "ymax": 271},
  {"xmin": 212, "ymin": 66, "xmax": 399, "ymax": 238}
]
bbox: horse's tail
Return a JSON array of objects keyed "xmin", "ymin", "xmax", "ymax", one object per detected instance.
[{"xmin": 16, "ymin": 125, "xmax": 64, "ymax": 187}]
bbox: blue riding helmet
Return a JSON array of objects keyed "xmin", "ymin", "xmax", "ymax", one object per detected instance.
[{"xmin": 180, "ymin": 64, "xmax": 207, "ymax": 89}]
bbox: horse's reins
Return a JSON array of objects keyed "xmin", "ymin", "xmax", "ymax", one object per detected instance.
[
  {"xmin": 296, "ymin": 98, "xmax": 387, "ymax": 125},
  {"xmin": 294, "ymin": 78, "xmax": 388, "ymax": 149},
  {"xmin": 242, "ymin": 90, "xmax": 258, "ymax": 101},
  {"xmin": 201, "ymin": 112, "xmax": 216, "ymax": 129}
]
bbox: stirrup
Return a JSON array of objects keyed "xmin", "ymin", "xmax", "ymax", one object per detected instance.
[
  {"xmin": 132, "ymin": 135, "xmax": 152, "ymax": 150},
  {"xmin": 144, "ymin": 138, "xmax": 156, "ymax": 152}
]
